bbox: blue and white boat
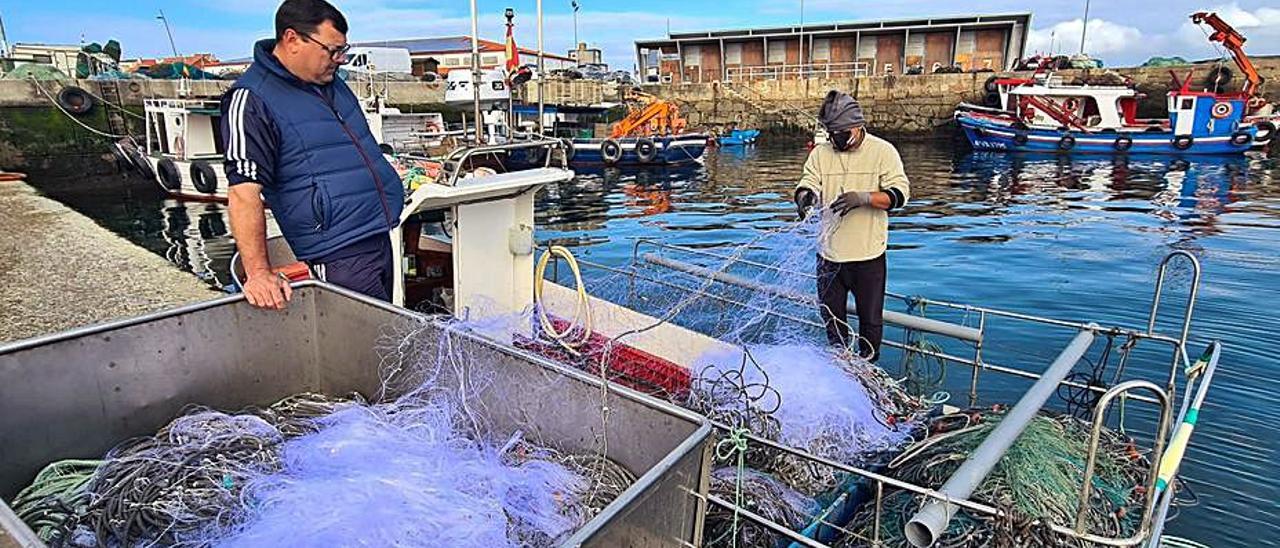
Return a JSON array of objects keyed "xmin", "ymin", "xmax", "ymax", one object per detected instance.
[
  {"xmin": 567, "ymin": 133, "xmax": 710, "ymax": 166},
  {"xmin": 718, "ymin": 128, "xmax": 761, "ymax": 146},
  {"xmin": 955, "ymin": 72, "xmax": 1274, "ymax": 155}
]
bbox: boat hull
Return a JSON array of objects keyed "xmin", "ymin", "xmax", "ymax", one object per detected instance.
[
  {"xmin": 957, "ymin": 112, "xmax": 1255, "ymax": 155},
  {"xmin": 570, "ymin": 134, "xmax": 708, "ymax": 166},
  {"xmin": 146, "ymin": 156, "xmax": 230, "ymax": 202}
]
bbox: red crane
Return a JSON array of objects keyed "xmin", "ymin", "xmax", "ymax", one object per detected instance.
[{"xmin": 1191, "ymin": 11, "xmax": 1264, "ymax": 98}]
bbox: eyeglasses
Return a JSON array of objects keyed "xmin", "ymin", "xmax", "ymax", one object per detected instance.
[{"xmin": 294, "ymin": 30, "xmax": 351, "ymax": 61}]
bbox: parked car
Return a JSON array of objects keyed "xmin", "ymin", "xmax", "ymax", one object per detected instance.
[{"xmin": 605, "ymin": 70, "xmax": 635, "ymax": 85}]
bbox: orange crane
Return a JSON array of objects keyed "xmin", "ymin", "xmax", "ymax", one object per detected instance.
[
  {"xmin": 609, "ymin": 89, "xmax": 688, "ymax": 138},
  {"xmin": 1192, "ymin": 11, "xmax": 1264, "ymax": 99}
]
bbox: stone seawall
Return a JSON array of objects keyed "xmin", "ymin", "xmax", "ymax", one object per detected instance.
[{"xmin": 646, "ymin": 57, "xmax": 1280, "ymax": 138}]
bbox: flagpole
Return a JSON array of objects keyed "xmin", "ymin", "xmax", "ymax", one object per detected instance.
[
  {"xmin": 537, "ymin": 0, "xmax": 545, "ymax": 135},
  {"xmin": 573, "ymin": 2, "xmax": 580, "ymax": 66}
]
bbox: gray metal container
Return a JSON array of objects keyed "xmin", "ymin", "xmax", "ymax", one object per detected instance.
[{"xmin": 0, "ymin": 282, "xmax": 710, "ymax": 548}]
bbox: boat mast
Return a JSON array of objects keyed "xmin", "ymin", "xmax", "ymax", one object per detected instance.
[
  {"xmin": 1078, "ymin": 0, "xmax": 1090, "ymax": 56},
  {"xmin": 469, "ymin": 0, "xmax": 483, "ymax": 144},
  {"xmin": 537, "ymin": 0, "xmax": 545, "ymax": 135}
]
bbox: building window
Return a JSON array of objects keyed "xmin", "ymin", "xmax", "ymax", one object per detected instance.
[
  {"xmin": 767, "ymin": 40, "xmax": 786, "ymax": 64},
  {"xmin": 725, "ymin": 42, "xmax": 742, "ymax": 65},
  {"xmin": 481, "ymin": 54, "xmax": 501, "ymax": 65},
  {"xmin": 812, "ymin": 38, "xmax": 830, "ymax": 61},
  {"xmin": 444, "ymin": 57, "xmax": 463, "ymax": 67},
  {"xmin": 857, "ymin": 36, "xmax": 877, "ymax": 59},
  {"xmin": 683, "ymin": 45, "xmax": 701, "ymax": 67}
]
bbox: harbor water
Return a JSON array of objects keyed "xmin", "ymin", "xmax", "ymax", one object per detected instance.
[{"xmin": 34, "ymin": 139, "xmax": 1280, "ymax": 547}]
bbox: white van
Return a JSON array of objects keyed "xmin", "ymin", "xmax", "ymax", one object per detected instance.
[{"xmin": 344, "ymin": 47, "xmax": 412, "ymax": 75}]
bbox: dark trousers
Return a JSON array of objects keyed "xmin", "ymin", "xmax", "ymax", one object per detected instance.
[
  {"xmin": 308, "ymin": 238, "xmax": 394, "ymax": 302},
  {"xmin": 816, "ymin": 253, "xmax": 886, "ymax": 361}
]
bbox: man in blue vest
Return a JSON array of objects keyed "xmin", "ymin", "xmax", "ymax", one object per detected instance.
[{"xmin": 221, "ymin": 0, "xmax": 404, "ymax": 309}]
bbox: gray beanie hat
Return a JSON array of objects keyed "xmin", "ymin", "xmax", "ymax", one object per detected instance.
[{"xmin": 818, "ymin": 90, "xmax": 866, "ymax": 133}]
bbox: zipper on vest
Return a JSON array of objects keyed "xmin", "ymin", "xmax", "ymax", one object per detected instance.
[{"xmin": 310, "ymin": 89, "xmax": 395, "ymax": 230}]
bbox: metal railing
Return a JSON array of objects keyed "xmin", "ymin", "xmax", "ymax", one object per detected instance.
[
  {"xmin": 408, "ymin": 138, "xmax": 569, "ymax": 187},
  {"xmin": 726, "ymin": 61, "xmax": 871, "ymax": 82},
  {"xmin": 544, "ymin": 239, "xmax": 1211, "ymax": 547}
]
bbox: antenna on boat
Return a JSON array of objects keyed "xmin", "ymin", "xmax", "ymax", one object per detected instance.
[
  {"xmin": 1079, "ymin": 0, "xmax": 1091, "ymax": 55},
  {"xmin": 469, "ymin": 0, "xmax": 483, "ymax": 144}
]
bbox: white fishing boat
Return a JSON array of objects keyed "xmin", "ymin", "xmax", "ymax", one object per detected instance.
[{"xmin": 117, "ymin": 93, "xmax": 447, "ymax": 202}]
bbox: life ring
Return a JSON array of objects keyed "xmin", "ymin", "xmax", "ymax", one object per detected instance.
[
  {"xmin": 1063, "ymin": 97, "xmax": 1080, "ymax": 111},
  {"xmin": 1230, "ymin": 130, "xmax": 1253, "ymax": 146},
  {"xmin": 560, "ymin": 138, "xmax": 576, "ymax": 162},
  {"xmin": 600, "ymin": 139, "xmax": 623, "ymax": 165},
  {"xmin": 57, "ymin": 86, "xmax": 94, "ymax": 115},
  {"xmin": 156, "ymin": 158, "xmax": 182, "ymax": 190},
  {"xmin": 634, "ymin": 138, "xmax": 659, "ymax": 163},
  {"xmin": 190, "ymin": 161, "xmax": 218, "ymax": 194},
  {"xmin": 1058, "ymin": 134, "xmax": 1076, "ymax": 151},
  {"xmin": 128, "ymin": 148, "xmax": 154, "ymax": 179},
  {"xmin": 1113, "ymin": 135, "xmax": 1134, "ymax": 151},
  {"xmin": 1253, "ymin": 121, "xmax": 1275, "ymax": 143},
  {"xmin": 1210, "ymin": 101, "xmax": 1234, "ymax": 119},
  {"xmin": 1173, "ymin": 135, "xmax": 1194, "ymax": 150},
  {"xmin": 1012, "ymin": 131, "xmax": 1029, "ymax": 145}
]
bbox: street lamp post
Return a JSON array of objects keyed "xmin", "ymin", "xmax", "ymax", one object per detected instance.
[{"xmin": 156, "ymin": 10, "xmax": 180, "ymax": 59}]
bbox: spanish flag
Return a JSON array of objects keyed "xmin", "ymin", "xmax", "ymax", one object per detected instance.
[{"xmin": 504, "ymin": 23, "xmax": 519, "ymax": 74}]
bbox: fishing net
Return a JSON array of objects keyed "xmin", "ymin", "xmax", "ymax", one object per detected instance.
[
  {"xmin": 10, "ymin": 319, "xmax": 636, "ymax": 548},
  {"xmin": 535, "ymin": 209, "xmax": 938, "ymax": 541},
  {"xmin": 838, "ymin": 408, "xmax": 1151, "ymax": 547}
]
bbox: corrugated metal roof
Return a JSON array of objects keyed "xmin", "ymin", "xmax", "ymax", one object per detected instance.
[{"xmin": 354, "ymin": 36, "xmax": 482, "ymax": 53}]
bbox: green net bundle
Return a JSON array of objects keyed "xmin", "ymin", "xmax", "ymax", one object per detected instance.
[{"xmin": 838, "ymin": 409, "xmax": 1150, "ymax": 547}]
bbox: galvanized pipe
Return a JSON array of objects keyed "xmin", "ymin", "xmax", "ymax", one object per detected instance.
[
  {"xmin": 640, "ymin": 253, "xmax": 982, "ymax": 342},
  {"xmin": 904, "ymin": 328, "xmax": 1097, "ymax": 547}
]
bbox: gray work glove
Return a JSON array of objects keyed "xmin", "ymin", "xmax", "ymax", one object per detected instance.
[
  {"xmin": 830, "ymin": 191, "xmax": 872, "ymax": 216},
  {"xmin": 794, "ymin": 188, "xmax": 817, "ymax": 219}
]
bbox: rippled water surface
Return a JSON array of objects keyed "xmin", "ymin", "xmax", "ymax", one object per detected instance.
[{"xmin": 41, "ymin": 140, "xmax": 1280, "ymax": 547}]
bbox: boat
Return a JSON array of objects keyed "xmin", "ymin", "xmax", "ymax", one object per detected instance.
[
  {"xmin": 118, "ymin": 92, "xmax": 447, "ymax": 203},
  {"xmin": 3, "ymin": 8, "xmax": 1225, "ymax": 548},
  {"xmin": 214, "ymin": 131, "xmax": 1224, "ymax": 546},
  {"xmin": 717, "ymin": 128, "xmax": 761, "ymax": 146},
  {"xmin": 955, "ymin": 11, "xmax": 1276, "ymax": 155},
  {"xmin": 562, "ymin": 88, "xmax": 708, "ymax": 167}
]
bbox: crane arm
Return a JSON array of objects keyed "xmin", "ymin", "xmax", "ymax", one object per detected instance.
[{"xmin": 1192, "ymin": 11, "xmax": 1262, "ymax": 96}]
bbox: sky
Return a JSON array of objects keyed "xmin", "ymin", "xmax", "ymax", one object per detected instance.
[{"xmin": 1, "ymin": 0, "xmax": 1278, "ymax": 71}]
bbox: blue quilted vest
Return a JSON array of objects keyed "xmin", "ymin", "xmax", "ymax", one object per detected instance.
[{"xmin": 230, "ymin": 39, "xmax": 404, "ymax": 261}]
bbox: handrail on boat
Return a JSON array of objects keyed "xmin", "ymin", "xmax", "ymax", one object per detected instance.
[
  {"xmin": 440, "ymin": 138, "xmax": 568, "ymax": 187},
  {"xmin": 1076, "ymin": 381, "xmax": 1172, "ymax": 539}
]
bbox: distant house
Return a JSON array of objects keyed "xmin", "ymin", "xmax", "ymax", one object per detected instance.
[
  {"xmin": 203, "ymin": 57, "xmax": 253, "ymax": 77},
  {"xmin": 122, "ymin": 53, "xmax": 222, "ymax": 72},
  {"xmin": 352, "ymin": 36, "xmax": 574, "ymax": 77}
]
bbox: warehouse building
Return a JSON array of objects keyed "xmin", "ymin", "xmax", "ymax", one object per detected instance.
[{"xmin": 635, "ymin": 13, "xmax": 1032, "ymax": 83}]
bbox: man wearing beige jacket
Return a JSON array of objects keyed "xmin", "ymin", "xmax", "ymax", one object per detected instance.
[{"xmin": 795, "ymin": 91, "xmax": 910, "ymax": 362}]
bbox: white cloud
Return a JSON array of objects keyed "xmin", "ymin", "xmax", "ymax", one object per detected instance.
[
  {"xmin": 1026, "ymin": 18, "xmax": 1145, "ymax": 57},
  {"xmin": 1174, "ymin": 3, "xmax": 1280, "ymax": 60}
]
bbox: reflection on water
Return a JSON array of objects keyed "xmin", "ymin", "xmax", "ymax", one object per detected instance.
[{"xmin": 41, "ymin": 142, "xmax": 1280, "ymax": 547}]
